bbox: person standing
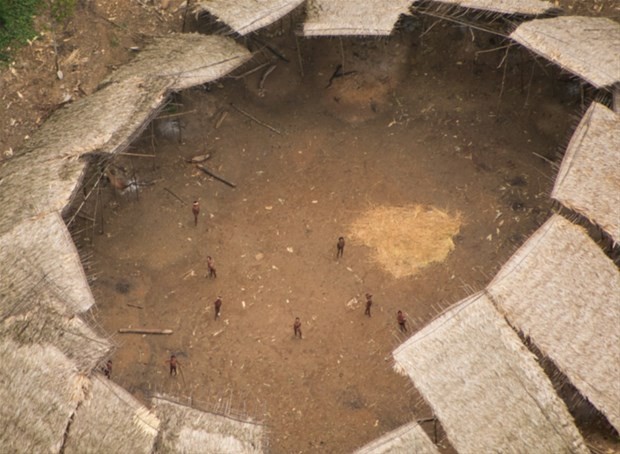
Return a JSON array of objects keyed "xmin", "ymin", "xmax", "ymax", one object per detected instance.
[
  {"xmin": 102, "ymin": 360, "xmax": 112, "ymax": 379},
  {"xmin": 397, "ymin": 310, "xmax": 408, "ymax": 333},
  {"xmin": 336, "ymin": 236, "xmax": 345, "ymax": 258},
  {"xmin": 206, "ymin": 256, "xmax": 217, "ymax": 278},
  {"xmin": 192, "ymin": 200, "xmax": 200, "ymax": 226},
  {"xmin": 293, "ymin": 317, "xmax": 302, "ymax": 339},
  {"xmin": 364, "ymin": 293, "xmax": 373, "ymax": 317},
  {"xmin": 167, "ymin": 355, "xmax": 179, "ymax": 377},
  {"xmin": 214, "ymin": 296, "xmax": 222, "ymax": 320}
]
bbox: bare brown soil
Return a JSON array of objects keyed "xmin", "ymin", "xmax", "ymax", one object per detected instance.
[{"xmin": 2, "ymin": 1, "xmax": 619, "ymax": 453}]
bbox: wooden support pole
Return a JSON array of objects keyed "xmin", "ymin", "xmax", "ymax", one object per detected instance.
[{"xmin": 118, "ymin": 152, "xmax": 156, "ymax": 158}]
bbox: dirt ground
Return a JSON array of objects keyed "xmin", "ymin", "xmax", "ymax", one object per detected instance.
[{"xmin": 2, "ymin": 1, "xmax": 619, "ymax": 453}]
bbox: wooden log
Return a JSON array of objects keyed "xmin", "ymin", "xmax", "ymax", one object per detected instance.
[
  {"xmin": 126, "ymin": 303, "xmax": 143, "ymax": 309},
  {"xmin": 118, "ymin": 328, "xmax": 172, "ymax": 334},
  {"xmin": 196, "ymin": 164, "xmax": 237, "ymax": 188}
]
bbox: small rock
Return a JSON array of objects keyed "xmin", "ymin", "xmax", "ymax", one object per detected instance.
[{"xmin": 255, "ymin": 253, "xmax": 264, "ymax": 261}]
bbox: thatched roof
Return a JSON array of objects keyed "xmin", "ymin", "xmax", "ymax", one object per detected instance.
[
  {"xmin": 152, "ymin": 396, "xmax": 265, "ymax": 453},
  {"xmin": 303, "ymin": 0, "xmax": 412, "ymax": 36},
  {"xmin": 194, "ymin": 0, "xmax": 305, "ymax": 36},
  {"xmin": 354, "ymin": 421, "xmax": 439, "ymax": 454},
  {"xmin": 0, "ymin": 212, "xmax": 95, "ymax": 313},
  {"xmin": 551, "ymin": 102, "xmax": 620, "ymax": 243},
  {"xmin": 102, "ymin": 33, "xmax": 252, "ymax": 90},
  {"xmin": 2, "ymin": 34, "xmax": 250, "ymax": 237},
  {"xmin": 0, "ymin": 289, "xmax": 111, "ymax": 373},
  {"xmin": 64, "ymin": 374, "xmax": 159, "ymax": 453},
  {"xmin": 424, "ymin": 0, "xmax": 556, "ymax": 15},
  {"xmin": 0, "ymin": 339, "xmax": 87, "ymax": 452},
  {"xmin": 510, "ymin": 16, "xmax": 620, "ymax": 88},
  {"xmin": 393, "ymin": 292, "xmax": 588, "ymax": 454},
  {"xmin": 487, "ymin": 214, "xmax": 620, "ymax": 431},
  {"xmin": 0, "ymin": 151, "xmax": 88, "ymax": 237}
]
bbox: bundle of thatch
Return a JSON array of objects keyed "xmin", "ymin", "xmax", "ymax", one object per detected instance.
[
  {"xmin": 63, "ymin": 374, "xmax": 160, "ymax": 453},
  {"xmin": 423, "ymin": 0, "xmax": 556, "ymax": 16},
  {"xmin": 510, "ymin": 16, "xmax": 620, "ymax": 88},
  {"xmin": 551, "ymin": 102, "xmax": 620, "ymax": 243},
  {"xmin": 303, "ymin": 0, "xmax": 412, "ymax": 36},
  {"xmin": 354, "ymin": 421, "xmax": 439, "ymax": 454},
  {"xmin": 101, "ymin": 34, "xmax": 252, "ymax": 90},
  {"xmin": 0, "ymin": 212, "xmax": 95, "ymax": 313},
  {"xmin": 0, "ymin": 339, "xmax": 89, "ymax": 452},
  {"xmin": 487, "ymin": 214, "xmax": 620, "ymax": 431},
  {"xmin": 393, "ymin": 293, "xmax": 588, "ymax": 454},
  {"xmin": 193, "ymin": 0, "xmax": 305, "ymax": 35},
  {"xmin": 152, "ymin": 396, "xmax": 265, "ymax": 453}
]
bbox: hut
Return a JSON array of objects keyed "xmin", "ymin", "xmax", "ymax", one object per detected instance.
[
  {"xmin": 303, "ymin": 0, "xmax": 413, "ymax": 36},
  {"xmin": 486, "ymin": 214, "xmax": 620, "ymax": 431},
  {"xmin": 152, "ymin": 396, "xmax": 266, "ymax": 453},
  {"xmin": 510, "ymin": 16, "xmax": 620, "ymax": 89},
  {"xmin": 0, "ymin": 212, "xmax": 95, "ymax": 313},
  {"xmin": 100, "ymin": 33, "xmax": 252, "ymax": 91},
  {"xmin": 0, "ymin": 32, "xmax": 256, "ymax": 452},
  {"xmin": 193, "ymin": 0, "xmax": 305, "ymax": 36},
  {"xmin": 63, "ymin": 374, "xmax": 160, "ymax": 453},
  {"xmin": 392, "ymin": 292, "xmax": 588, "ymax": 454},
  {"xmin": 551, "ymin": 102, "xmax": 620, "ymax": 244},
  {"xmin": 0, "ymin": 286, "xmax": 111, "ymax": 451},
  {"xmin": 420, "ymin": 0, "xmax": 557, "ymax": 16},
  {"xmin": 353, "ymin": 421, "xmax": 439, "ymax": 454}
]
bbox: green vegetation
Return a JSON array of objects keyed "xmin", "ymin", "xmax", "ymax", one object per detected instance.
[
  {"xmin": 48, "ymin": 0, "xmax": 76, "ymax": 24},
  {"xmin": 0, "ymin": 0, "xmax": 42, "ymax": 59},
  {"xmin": 0, "ymin": 0, "xmax": 76, "ymax": 60}
]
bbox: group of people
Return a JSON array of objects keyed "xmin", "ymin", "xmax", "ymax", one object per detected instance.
[{"xmin": 337, "ymin": 237, "xmax": 409, "ymax": 331}]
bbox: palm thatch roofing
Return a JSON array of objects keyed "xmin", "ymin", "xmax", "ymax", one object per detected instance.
[
  {"xmin": 0, "ymin": 286, "xmax": 112, "ymax": 373},
  {"xmin": 64, "ymin": 374, "xmax": 160, "ymax": 453},
  {"xmin": 486, "ymin": 214, "xmax": 620, "ymax": 432},
  {"xmin": 425, "ymin": 0, "xmax": 556, "ymax": 15},
  {"xmin": 152, "ymin": 396, "xmax": 265, "ymax": 453},
  {"xmin": 510, "ymin": 16, "xmax": 620, "ymax": 88},
  {"xmin": 0, "ymin": 212, "xmax": 95, "ymax": 313},
  {"xmin": 551, "ymin": 102, "xmax": 620, "ymax": 243},
  {"xmin": 101, "ymin": 33, "xmax": 252, "ymax": 90},
  {"xmin": 393, "ymin": 292, "xmax": 588, "ymax": 454},
  {"xmin": 354, "ymin": 421, "xmax": 439, "ymax": 454},
  {"xmin": 303, "ymin": 0, "xmax": 413, "ymax": 36},
  {"xmin": 0, "ymin": 339, "xmax": 87, "ymax": 452},
  {"xmin": 193, "ymin": 0, "xmax": 305, "ymax": 36}
]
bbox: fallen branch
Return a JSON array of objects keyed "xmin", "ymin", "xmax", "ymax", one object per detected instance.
[
  {"xmin": 196, "ymin": 164, "xmax": 236, "ymax": 188},
  {"xmin": 118, "ymin": 328, "xmax": 172, "ymax": 334},
  {"xmin": 126, "ymin": 303, "xmax": 144, "ymax": 309},
  {"xmin": 164, "ymin": 187, "xmax": 187, "ymax": 204},
  {"xmin": 230, "ymin": 103, "xmax": 281, "ymax": 135}
]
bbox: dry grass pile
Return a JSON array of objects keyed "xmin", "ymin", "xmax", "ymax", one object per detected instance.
[{"xmin": 350, "ymin": 205, "xmax": 461, "ymax": 278}]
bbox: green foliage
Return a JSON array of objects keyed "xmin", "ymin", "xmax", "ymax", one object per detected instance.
[
  {"xmin": 0, "ymin": 0, "xmax": 43, "ymax": 59},
  {"xmin": 48, "ymin": 0, "xmax": 76, "ymax": 24},
  {"xmin": 0, "ymin": 0, "xmax": 77, "ymax": 60}
]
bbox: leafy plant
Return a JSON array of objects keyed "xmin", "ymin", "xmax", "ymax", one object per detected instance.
[
  {"xmin": 48, "ymin": 0, "xmax": 76, "ymax": 24},
  {"xmin": 0, "ymin": 0, "xmax": 43, "ymax": 58}
]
